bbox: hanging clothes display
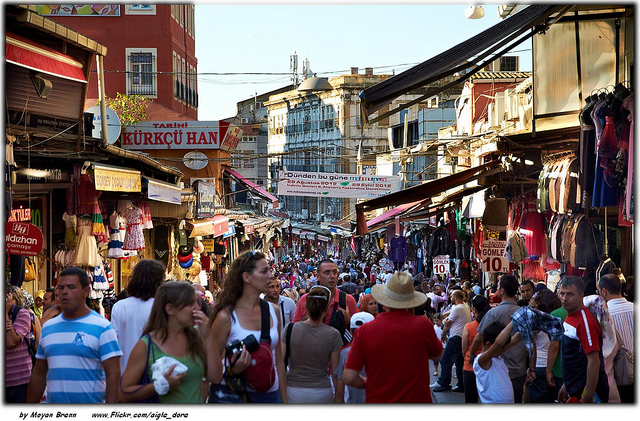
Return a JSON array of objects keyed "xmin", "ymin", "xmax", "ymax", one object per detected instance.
[
  {"xmin": 518, "ymin": 194, "xmax": 546, "ymax": 257},
  {"xmin": 107, "ymin": 211, "xmax": 125, "ymax": 259},
  {"xmin": 73, "ymin": 216, "xmax": 99, "ymax": 267},
  {"xmin": 62, "ymin": 212, "xmax": 77, "ymax": 249},
  {"xmin": 122, "ymin": 203, "xmax": 145, "ymax": 251}
]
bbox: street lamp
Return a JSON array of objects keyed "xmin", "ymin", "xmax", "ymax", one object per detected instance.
[
  {"xmin": 465, "ymin": 5, "xmax": 485, "ymax": 19},
  {"xmin": 297, "ymin": 74, "xmax": 333, "ymax": 92}
]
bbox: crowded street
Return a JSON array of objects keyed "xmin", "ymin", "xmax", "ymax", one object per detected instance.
[{"xmin": 4, "ymin": 3, "xmax": 635, "ymax": 412}]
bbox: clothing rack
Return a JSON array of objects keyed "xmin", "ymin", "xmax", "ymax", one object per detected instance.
[{"xmin": 541, "ymin": 150, "xmax": 575, "ymax": 164}]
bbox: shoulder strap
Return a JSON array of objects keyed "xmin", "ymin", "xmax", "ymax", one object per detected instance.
[
  {"xmin": 284, "ymin": 322, "xmax": 295, "ymax": 368},
  {"xmin": 9, "ymin": 305, "xmax": 19, "ymax": 323},
  {"xmin": 259, "ymin": 299, "xmax": 271, "ymax": 343},
  {"xmin": 339, "ymin": 290, "xmax": 346, "ymax": 310}
]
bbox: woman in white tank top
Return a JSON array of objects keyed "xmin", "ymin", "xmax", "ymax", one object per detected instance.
[{"xmin": 209, "ymin": 251, "xmax": 287, "ymax": 403}]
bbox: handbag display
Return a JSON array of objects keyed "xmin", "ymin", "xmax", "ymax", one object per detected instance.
[
  {"xmin": 613, "ymin": 329, "xmax": 634, "ymax": 387},
  {"xmin": 24, "ymin": 257, "xmax": 36, "ymax": 282}
]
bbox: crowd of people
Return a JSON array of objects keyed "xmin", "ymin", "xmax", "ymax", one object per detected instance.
[{"xmin": 5, "ymin": 251, "xmax": 635, "ymax": 404}]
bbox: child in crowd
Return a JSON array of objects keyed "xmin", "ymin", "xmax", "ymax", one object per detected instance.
[
  {"xmin": 334, "ymin": 312, "xmax": 375, "ymax": 403},
  {"xmin": 431, "ymin": 314, "xmax": 443, "ymax": 376},
  {"xmin": 473, "ymin": 321, "xmax": 515, "ymax": 403}
]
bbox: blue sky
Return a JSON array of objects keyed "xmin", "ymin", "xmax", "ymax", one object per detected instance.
[{"xmin": 194, "ymin": 3, "xmax": 532, "ymax": 121}]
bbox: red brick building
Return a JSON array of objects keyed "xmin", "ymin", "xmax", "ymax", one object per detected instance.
[{"xmin": 42, "ymin": 4, "xmax": 197, "ymax": 121}]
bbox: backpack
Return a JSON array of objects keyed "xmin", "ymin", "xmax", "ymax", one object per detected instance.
[
  {"xmin": 9, "ymin": 305, "xmax": 38, "ymax": 364},
  {"xmin": 242, "ymin": 300, "xmax": 276, "ymax": 393},
  {"xmin": 328, "ymin": 290, "xmax": 352, "ymax": 346}
]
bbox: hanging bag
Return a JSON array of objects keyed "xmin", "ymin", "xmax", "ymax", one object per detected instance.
[
  {"xmin": 24, "ymin": 257, "xmax": 36, "ymax": 282},
  {"xmin": 613, "ymin": 328, "xmax": 634, "ymax": 387},
  {"xmin": 120, "ymin": 334, "xmax": 160, "ymax": 403},
  {"xmin": 243, "ymin": 300, "xmax": 276, "ymax": 392}
]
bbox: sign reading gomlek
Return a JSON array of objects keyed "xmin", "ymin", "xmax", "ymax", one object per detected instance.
[{"xmin": 121, "ymin": 121, "xmax": 233, "ymax": 150}]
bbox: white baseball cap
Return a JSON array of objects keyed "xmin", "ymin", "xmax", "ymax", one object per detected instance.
[{"xmin": 350, "ymin": 311, "xmax": 375, "ymax": 329}]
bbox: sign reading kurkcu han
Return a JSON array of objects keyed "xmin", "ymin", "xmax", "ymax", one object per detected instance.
[{"xmin": 121, "ymin": 121, "xmax": 231, "ymax": 150}]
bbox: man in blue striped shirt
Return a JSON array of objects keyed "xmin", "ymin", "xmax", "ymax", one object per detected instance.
[{"xmin": 26, "ymin": 267, "xmax": 122, "ymax": 403}]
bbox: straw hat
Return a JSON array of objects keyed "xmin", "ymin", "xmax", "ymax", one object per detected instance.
[{"xmin": 372, "ymin": 272, "xmax": 427, "ymax": 309}]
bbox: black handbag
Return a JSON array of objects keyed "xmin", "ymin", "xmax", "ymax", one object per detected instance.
[{"xmin": 208, "ymin": 368, "xmax": 250, "ymax": 403}]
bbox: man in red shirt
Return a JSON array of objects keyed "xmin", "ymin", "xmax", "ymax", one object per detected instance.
[
  {"xmin": 557, "ymin": 275, "xmax": 609, "ymax": 403},
  {"xmin": 343, "ymin": 272, "xmax": 443, "ymax": 403},
  {"xmin": 292, "ymin": 259, "xmax": 358, "ymax": 325}
]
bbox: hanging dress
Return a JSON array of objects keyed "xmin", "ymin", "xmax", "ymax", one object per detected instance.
[
  {"xmin": 623, "ymin": 93, "xmax": 634, "ymax": 221},
  {"xmin": 63, "ymin": 212, "xmax": 77, "ymax": 249},
  {"xmin": 520, "ymin": 198, "xmax": 546, "ymax": 257},
  {"xmin": 74, "ymin": 216, "xmax": 99, "ymax": 267},
  {"xmin": 122, "ymin": 205, "xmax": 145, "ymax": 251},
  {"xmin": 107, "ymin": 211, "xmax": 125, "ymax": 258},
  {"xmin": 592, "ymin": 101, "xmax": 619, "ymax": 207}
]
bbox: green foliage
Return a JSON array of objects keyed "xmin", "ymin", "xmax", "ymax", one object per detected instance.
[{"xmin": 95, "ymin": 93, "xmax": 149, "ymax": 127}]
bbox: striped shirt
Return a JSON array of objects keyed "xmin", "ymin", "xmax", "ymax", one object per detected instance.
[
  {"xmin": 6, "ymin": 305, "xmax": 33, "ymax": 387},
  {"xmin": 37, "ymin": 310, "xmax": 122, "ymax": 403},
  {"xmin": 606, "ymin": 297, "xmax": 634, "ymax": 354}
]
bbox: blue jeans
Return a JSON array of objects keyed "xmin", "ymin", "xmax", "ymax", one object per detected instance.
[
  {"xmin": 246, "ymin": 389, "xmax": 282, "ymax": 403},
  {"xmin": 437, "ymin": 335, "xmax": 463, "ymax": 389},
  {"xmin": 528, "ymin": 367, "xmax": 555, "ymax": 403}
]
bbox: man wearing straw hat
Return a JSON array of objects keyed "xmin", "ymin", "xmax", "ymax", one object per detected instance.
[{"xmin": 343, "ymin": 272, "xmax": 443, "ymax": 402}]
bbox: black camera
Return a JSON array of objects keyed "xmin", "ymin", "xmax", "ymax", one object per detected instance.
[{"xmin": 225, "ymin": 334, "xmax": 259, "ymax": 356}]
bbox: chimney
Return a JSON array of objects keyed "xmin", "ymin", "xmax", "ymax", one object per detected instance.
[
  {"xmin": 365, "ymin": 67, "xmax": 373, "ymax": 76},
  {"xmin": 351, "ymin": 67, "xmax": 359, "ymax": 75}
]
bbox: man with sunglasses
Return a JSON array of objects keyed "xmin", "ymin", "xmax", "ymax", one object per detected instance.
[{"xmin": 293, "ymin": 259, "xmax": 358, "ymax": 327}]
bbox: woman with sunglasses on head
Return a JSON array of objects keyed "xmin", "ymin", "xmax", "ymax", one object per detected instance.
[
  {"xmin": 282, "ymin": 285, "xmax": 343, "ymax": 403},
  {"xmin": 120, "ymin": 281, "xmax": 222, "ymax": 403},
  {"xmin": 208, "ymin": 251, "xmax": 287, "ymax": 403}
]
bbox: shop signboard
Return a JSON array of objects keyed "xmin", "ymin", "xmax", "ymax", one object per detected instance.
[
  {"xmin": 195, "ymin": 180, "xmax": 215, "ymax": 218},
  {"xmin": 93, "ymin": 163, "xmax": 141, "ymax": 192},
  {"xmin": 145, "ymin": 177, "xmax": 181, "ymax": 205},
  {"xmin": 121, "ymin": 121, "xmax": 231, "ymax": 150},
  {"xmin": 222, "ymin": 224, "xmax": 236, "ymax": 238},
  {"xmin": 201, "ymin": 239, "xmax": 215, "ymax": 252},
  {"xmin": 433, "ymin": 255, "xmax": 450, "ymax": 275},
  {"xmin": 277, "ymin": 170, "xmax": 401, "ymax": 199},
  {"xmin": 481, "ymin": 240, "xmax": 508, "ymax": 273},
  {"xmin": 6, "ymin": 221, "xmax": 44, "ymax": 256}
]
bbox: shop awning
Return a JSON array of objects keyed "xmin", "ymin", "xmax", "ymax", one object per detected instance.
[
  {"xmin": 6, "ymin": 32, "xmax": 87, "ymax": 83},
  {"xmin": 144, "ymin": 176, "xmax": 182, "ymax": 205},
  {"xmin": 225, "ymin": 168, "xmax": 278, "ymax": 208},
  {"xmin": 189, "ymin": 215, "xmax": 229, "ymax": 238},
  {"xmin": 366, "ymin": 200, "xmax": 423, "ymax": 228},
  {"xmin": 356, "ymin": 159, "xmax": 504, "ymax": 235},
  {"xmin": 360, "ymin": 5, "xmax": 569, "ymax": 123}
]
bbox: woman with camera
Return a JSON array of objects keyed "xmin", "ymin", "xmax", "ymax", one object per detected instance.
[
  {"xmin": 208, "ymin": 251, "xmax": 288, "ymax": 403},
  {"xmin": 120, "ymin": 281, "xmax": 222, "ymax": 403},
  {"xmin": 282, "ymin": 285, "xmax": 343, "ymax": 403}
]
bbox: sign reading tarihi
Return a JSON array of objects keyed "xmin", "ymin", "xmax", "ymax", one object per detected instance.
[{"xmin": 121, "ymin": 121, "xmax": 231, "ymax": 150}]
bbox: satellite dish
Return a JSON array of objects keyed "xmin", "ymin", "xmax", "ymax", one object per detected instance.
[
  {"xmin": 183, "ymin": 151, "xmax": 208, "ymax": 170},
  {"xmin": 85, "ymin": 105, "xmax": 121, "ymax": 144}
]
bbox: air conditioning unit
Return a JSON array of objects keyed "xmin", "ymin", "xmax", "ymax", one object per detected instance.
[{"xmin": 241, "ymin": 117, "xmax": 249, "ymax": 124}]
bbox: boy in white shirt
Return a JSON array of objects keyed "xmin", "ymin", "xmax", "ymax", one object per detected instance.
[{"xmin": 473, "ymin": 321, "xmax": 515, "ymax": 403}]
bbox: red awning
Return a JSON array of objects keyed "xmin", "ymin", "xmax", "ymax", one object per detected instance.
[
  {"xmin": 189, "ymin": 215, "xmax": 229, "ymax": 238},
  {"xmin": 6, "ymin": 32, "xmax": 87, "ymax": 83},
  {"xmin": 367, "ymin": 200, "xmax": 423, "ymax": 228},
  {"xmin": 225, "ymin": 168, "xmax": 278, "ymax": 208}
]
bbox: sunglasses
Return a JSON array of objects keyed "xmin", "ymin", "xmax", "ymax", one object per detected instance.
[{"xmin": 242, "ymin": 251, "xmax": 259, "ymax": 272}]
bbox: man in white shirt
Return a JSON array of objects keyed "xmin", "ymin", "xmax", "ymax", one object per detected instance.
[
  {"xmin": 597, "ymin": 273, "xmax": 634, "ymax": 403},
  {"xmin": 431, "ymin": 289, "xmax": 471, "ymax": 393},
  {"xmin": 264, "ymin": 279, "xmax": 296, "ymax": 329}
]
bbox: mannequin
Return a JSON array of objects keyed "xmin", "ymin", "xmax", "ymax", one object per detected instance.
[{"xmin": 389, "ymin": 233, "xmax": 407, "ymax": 271}]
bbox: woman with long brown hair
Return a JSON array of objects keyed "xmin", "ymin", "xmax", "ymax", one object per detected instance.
[
  {"xmin": 120, "ymin": 281, "xmax": 222, "ymax": 403},
  {"xmin": 209, "ymin": 251, "xmax": 287, "ymax": 403}
]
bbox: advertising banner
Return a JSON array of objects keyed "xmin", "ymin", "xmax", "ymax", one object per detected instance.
[
  {"xmin": 93, "ymin": 164, "xmax": 141, "ymax": 192},
  {"xmin": 277, "ymin": 170, "xmax": 401, "ymax": 199},
  {"xmin": 481, "ymin": 239, "xmax": 508, "ymax": 273},
  {"xmin": 121, "ymin": 121, "xmax": 231, "ymax": 150},
  {"xmin": 6, "ymin": 221, "xmax": 44, "ymax": 256},
  {"xmin": 433, "ymin": 255, "xmax": 450, "ymax": 275}
]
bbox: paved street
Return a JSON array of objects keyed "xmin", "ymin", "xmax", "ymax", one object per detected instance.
[{"xmin": 429, "ymin": 359, "xmax": 465, "ymax": 404}]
